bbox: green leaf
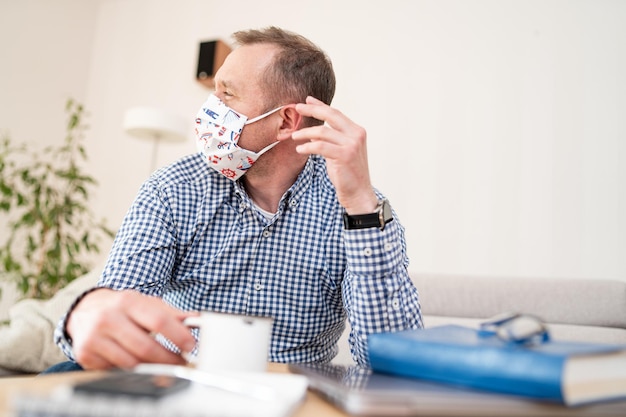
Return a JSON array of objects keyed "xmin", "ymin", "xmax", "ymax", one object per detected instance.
[
  {"xmin": 0, "ymin": 98, "xmax": 115, "ymax": 300},
  {"xmin": 0, "ymin": 182, "xmax": 12, "ymax": 197}
]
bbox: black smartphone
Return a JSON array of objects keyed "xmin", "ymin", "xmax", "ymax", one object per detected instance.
[{"xmin": 73, "ymin": 371, "xmax": 191, "ymax": 398}]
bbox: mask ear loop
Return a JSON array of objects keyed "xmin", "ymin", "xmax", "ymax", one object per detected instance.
[
  {"xmin": 245, "ymin": 106, "xmax": 284, "ymax": 125},
  {"xmin": 243, "ymin": 105, "xmax": 287, "ymax": 157},
  {"xmin": 244, "ymin": 106, "xmax": 285, "ymax": 156},
  {"xmin": 255, "ymin": 140, "xmax": 281, "ymax": 156}
]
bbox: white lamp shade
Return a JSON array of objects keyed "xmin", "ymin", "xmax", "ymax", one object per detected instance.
[{"xmin": 123, "ymin": 107, "xmax": 188, "ymax": 142}]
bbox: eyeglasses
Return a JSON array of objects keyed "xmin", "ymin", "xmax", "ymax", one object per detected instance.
[{"xmin": 479, "ymin": 312, "xmax": 550, "ymax": 346}]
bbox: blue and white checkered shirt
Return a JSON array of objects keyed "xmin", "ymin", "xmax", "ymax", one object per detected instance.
[{"xmin": 55, "ymin": 153, "xmax": 422, "ymax": 366}]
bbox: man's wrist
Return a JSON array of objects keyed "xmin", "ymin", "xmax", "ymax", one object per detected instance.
[
  {"xmin": 64, "ymin": 287, "xmax": 108, "ymax": 344},
  {"xmin": 342, "ymin": 192, "xmax": 378, "ymax": 215}
]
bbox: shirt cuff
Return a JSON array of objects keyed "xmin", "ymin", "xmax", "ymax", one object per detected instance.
[
  {"xmin": 54, "ymin": 286, "xmax": 102, "ymax": 362},
  {"xmin": 343, "ymin": 219, "xmax": 404, "ymax": 276}
]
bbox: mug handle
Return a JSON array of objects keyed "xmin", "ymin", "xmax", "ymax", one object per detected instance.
[
  {"xmin": 183, "ymin": 316, "xmax": 202, "ymax": 328},
  {"xmin": 181, "ymin": 316, "xmax": 202, "ymax": 364}
]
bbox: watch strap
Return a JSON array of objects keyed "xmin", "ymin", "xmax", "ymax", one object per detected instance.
[
  {"xmin": 342, "ymin": 212, "xmax": 383, "ymax": 230},
  {"xmin": 342, "ymin": 199, "xmax": 393, "ymax": 231}
]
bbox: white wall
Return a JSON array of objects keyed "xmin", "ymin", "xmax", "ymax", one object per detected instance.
[
  {"xmin": 0, "ymin": 0, "xmax": 101, "ymax": 315},
  {"xmin": 0, "ymin": 0, "xmax": 98, "ymax": 142},
  {"xmin": 1, "ymin": 0, "xmax": 625, "ymax": 285}
]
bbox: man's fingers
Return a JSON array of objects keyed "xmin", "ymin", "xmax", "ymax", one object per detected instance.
[
  {"xmin": 126, "ymin": 296, "xmax": 197, "ymax": 355},
  {"xmin": 68, "ymin": 289, "xmax": 196, "ymax": 370},
  {"xmin": 295, "ymin": 138, "xmax": 354, "ymax": 161},
  {"xmin": 81, "ymin": 337, "xmax": 142, "ymax": 370},
  {"xmin": 292, "ymin": 125, "xmax": 343, "ymax": 145},
  {"xmin": 295, "ymin": 97, "xmax": 355, "ymax": 132},
  {"xmin": 305, "ymin": 96, "xmax": 324, "ymax": 105},
  {"xmin": 73, "ymin": 333, "xmax": 136, "ymax": 370},
  {"xmin": 113, "ymin": 318, "xmax": 186, "ymax": 365},
  {"xmin": 76, "ymin": 312, "xmax": 190, "ymax": 369}
]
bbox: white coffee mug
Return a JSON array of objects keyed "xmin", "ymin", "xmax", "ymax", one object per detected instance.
[{"xmin": 184, "ymin": 312, "xmax": 274, "ymax": 373}]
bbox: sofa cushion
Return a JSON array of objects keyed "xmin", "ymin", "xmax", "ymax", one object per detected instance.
[
  {"xmin": 0, "ymin": 266, "xmax": 100, "ymax": 374},
  {"xmin": 414, "ymin": 274, "xmax": 626, "ymax": 329}
]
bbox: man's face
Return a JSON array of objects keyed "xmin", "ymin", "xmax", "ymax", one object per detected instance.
[{"xmin": 212, "ymin": 44, "xmax": 279, "ymax": 153}]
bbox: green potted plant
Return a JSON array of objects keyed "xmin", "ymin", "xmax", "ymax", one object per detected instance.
[{"xmin": 0, "ymin": 99, "xmax": 114, "ymax": 300}]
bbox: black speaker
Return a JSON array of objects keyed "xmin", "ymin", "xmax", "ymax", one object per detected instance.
[{"xmin": 196, "ymin": 39, "xmax": 231, "ymax": 88}]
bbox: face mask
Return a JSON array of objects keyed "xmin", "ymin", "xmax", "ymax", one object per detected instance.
[{"xmin": 195, "ymin": 94, "xmax": 283, "ymax": 180}]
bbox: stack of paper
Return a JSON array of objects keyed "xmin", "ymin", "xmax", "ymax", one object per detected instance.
[{"xmin": 13, "ymin": 367, "xmax": 308, "ymax": 417}]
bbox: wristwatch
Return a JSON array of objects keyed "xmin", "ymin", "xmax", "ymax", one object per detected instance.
[{"xmin": 342, "ymin": 198, "xmax": 394, "ymax": 231}]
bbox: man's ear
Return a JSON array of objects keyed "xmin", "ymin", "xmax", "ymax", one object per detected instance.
[{"xmin": 277, "ymin": 105, "xmax": 302, "ymax": 141}]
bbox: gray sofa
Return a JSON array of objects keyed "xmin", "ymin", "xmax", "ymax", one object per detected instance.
[
  {"xmin": 334, "ymin": 273, "xmax": 626, "ymax": 364},
  {"xmin": 2, "ymin": 271, "xmax": 625, "ymax": 373}
]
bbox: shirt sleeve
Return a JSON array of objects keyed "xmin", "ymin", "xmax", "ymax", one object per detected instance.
[
  {"xmin": 96, "ymin": 178, "xmax": 177, "ymax": 293},
  {"xmin": 341, "ymin": 214, "xmax": 423, "ymax": 366},
  {"xmin": 54, "ymin": 177, "xmax": 176, "ymax": 361}
]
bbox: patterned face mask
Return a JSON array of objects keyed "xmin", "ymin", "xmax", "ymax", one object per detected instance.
[{"xmin": 195, "ymin": 94, "xmax": 283, "ymax": 180}]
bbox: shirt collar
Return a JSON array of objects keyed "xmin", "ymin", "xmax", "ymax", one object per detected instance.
[{"xmin": 232, "ymin": 155, "xmax": 316, "ymax": 216}]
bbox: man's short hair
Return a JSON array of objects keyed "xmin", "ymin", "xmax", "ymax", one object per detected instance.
[{"xmin": 232, "ymin": 26, "xmax": 336, "ymax": 127}]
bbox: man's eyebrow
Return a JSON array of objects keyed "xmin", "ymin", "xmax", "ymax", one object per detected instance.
[{"xmin": 218, "ymin": 79, "xmax": 236, "ymax": 91}]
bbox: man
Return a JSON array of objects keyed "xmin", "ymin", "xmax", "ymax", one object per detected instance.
[{"xmin": 54, "ymin": 26, "xmax": 422, "ymax": 370}]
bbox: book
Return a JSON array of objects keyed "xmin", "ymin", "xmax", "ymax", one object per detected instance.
[{"xmin": 368, "ymin": 324, "xmax": 626, "ymax": 407}]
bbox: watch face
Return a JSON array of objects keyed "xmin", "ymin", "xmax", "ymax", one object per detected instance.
[{"xmin": 382, "ymin": 199, "xmax": 392, "ymax": 222}]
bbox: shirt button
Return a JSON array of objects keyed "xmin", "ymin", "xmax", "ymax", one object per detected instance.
[
  {"xmin": 385, "ymin": 243, "xmax": 393, "ymax": 252},
  {"xmin": 239, "ymin": 202, "xmax": 247, "ymax": 211},
  {"xmin": 289, "ymin": 199, "xmax": 298, "ymax": 207},
  {"xmin": 363, "ymin": 248, "xmax": 372, "ymax": 256},
  {"xmin": 254, "ymin": 283, "xmax": 263, "ymax": 291},
  {"xmin": 391, "ymin": 299, "xmax": 400, "ymax": 309},
  {"xmin": 262, "ymin": 229, "xmax": 270, "ymax": 238}
]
